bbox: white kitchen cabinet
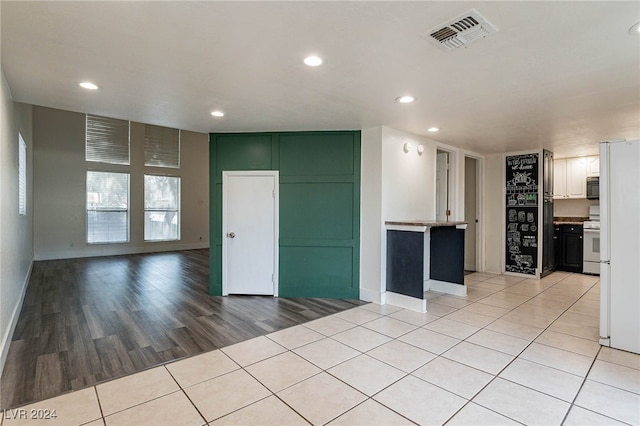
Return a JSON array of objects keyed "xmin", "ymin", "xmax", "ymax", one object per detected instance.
[
  {"xmin": 553, "ymin": 159, "xmax": 567, "ymax": 199},
  {"xmin": 554, "ymin": 157, "xmax": 587, "ymax": 198},
  {"xmin": 587, "ymin": 155, "xmax": 600, "ymax": 177}
]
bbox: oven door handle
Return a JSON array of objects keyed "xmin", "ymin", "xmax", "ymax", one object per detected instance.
[{"xmin": 583, "ymin": 229, "xmax": 600, "ymax": 233}]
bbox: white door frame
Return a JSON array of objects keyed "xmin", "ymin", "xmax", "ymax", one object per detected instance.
[
  {"xmin": 464, "ymin": 153, "xmax": 485, "ymax": 272},
  {"xmin": 436, "ymin": 150, "xmax": 451, "ymax": 221},
  {"xmin": 222, "ymin": 170, "xmax": 279, "ymax": 297}
]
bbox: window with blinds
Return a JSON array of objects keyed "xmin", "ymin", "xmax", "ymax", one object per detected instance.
[
  {"xmin": 18, "ymin": 133, "xmax": 26, "ymax": 215},
  {"xmin": 86, "ymin": 114, "xmax": 130, "ymax": 165},
  {"xmin": 87, "ymin": 171, "xmax": 129, "ymax": 244},
  {"xmin": 144, "ymin": 124, "xmax": 180, "ymax": 168},
  {"xmin": 144, "ymin": 175, "xmax": 180, "ymax": 241}
]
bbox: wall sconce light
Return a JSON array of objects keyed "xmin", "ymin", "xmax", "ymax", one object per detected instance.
[
  {"xmin": 403, "ymin": 142, "xmax": 413, "ymax": 153},
  {"xmin": 417, "ymin": 144, "xmax": 424, "ymax": 155}
]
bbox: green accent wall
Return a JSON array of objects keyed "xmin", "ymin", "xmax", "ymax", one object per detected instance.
[{"xmin": 209, "ymin": 131, "xmax": 361, "ymax": 299}]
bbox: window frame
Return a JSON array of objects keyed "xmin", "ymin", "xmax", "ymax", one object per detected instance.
[
  {"xmin": 18, "ymin": 132, "xmax": 27, "ymax": 216},
  {"xmin": 143, "ymin": 174, "xmax": 181, "ymax": 242},
  {"xmin": 86, "ymin": 170, "xmax": 131, "ymax": 245}
]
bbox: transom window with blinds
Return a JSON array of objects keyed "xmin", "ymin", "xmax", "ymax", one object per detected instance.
[
  {"xmin": 144, "ymin": 124, "xmax": 180, "ymax": 168},
  {"xmin": 86, "ymin": 114, "xmax": 130, "ymax": 165}
]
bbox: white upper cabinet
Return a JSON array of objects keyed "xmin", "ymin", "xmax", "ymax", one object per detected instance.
[
  {"xmin": 553, "ymin": 158, "xmax": 567, "ymax": 199},
  {"xmin": 587, "ymin": 155, "xmax": 600, "ymax": 177},
  {"xmin": 554, "ymin": 156, "xmax": 588, "ymax": 199}
]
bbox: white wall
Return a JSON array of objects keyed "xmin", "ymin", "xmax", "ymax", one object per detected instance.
[
  {"xmin": 360, "ymin": 127, "xmax": 383, "ymax": 303},
  {"xmin": 381, "ymin": 127, "xmax": 437, "ymax": 221},
  {"xmin": 483, "ymin": 154, "xmax": 504, "ymax": 273},
  {"xmin": 554, "ymin": 198, "xmax": 598, "ymax": 217},
  {"xmin": 360, "ymin": 126, "xmax": 438, "ymax": 303},
  {"xmin": 0, "ymin": 69, "xmax": 34, "ymax": 372},
  {"xmin": 33, "ymin": 106, "xmax": 209, "ymax": 260}
]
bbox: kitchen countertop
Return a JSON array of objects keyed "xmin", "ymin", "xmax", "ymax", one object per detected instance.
[
  {"xmin": 385, "ymin": 220, "xmax": 467, "ymax": 227},
  {"xmin": 553, "ymin": 217, "xmax": 588, "ymax": 225}
]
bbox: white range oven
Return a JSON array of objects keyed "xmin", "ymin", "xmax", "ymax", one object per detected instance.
[{"xmin": 583, "ymin": 206, "xmax": 600, "ymax": 275}]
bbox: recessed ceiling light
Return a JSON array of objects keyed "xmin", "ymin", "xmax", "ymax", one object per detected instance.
[
  {"xmin": 629, "ymin": 22, "xmax": 640, "ymax": 34},
  {"xmin": 79, "ymin": 82, "xmax": 99, "ymax": 90},
  {"xmin": 395, "ymin": 95, "xmax": 415, "ymax": 103},
  {"xmin": 428, "ymin": 127, "xmax": 439, "ymax": 132},
  {"xmin": 304, "ymin": 56, "xmax": 323, "ymax": 66},
  {"xmin": 211, "ymin": 111, "xmax": 224, "ymax": 117}
]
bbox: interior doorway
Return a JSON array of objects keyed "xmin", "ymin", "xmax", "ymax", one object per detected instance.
[
  {"xmin": 222, "ymin": 171, "xmax": 279, "ymax": 296},
  {"xmin": 436, "ymin": 150, "xmax": 450, "ymax": 222},
  {"xmin": 464, "ymin": 156, "xmax": 479, "ymax": 271}
]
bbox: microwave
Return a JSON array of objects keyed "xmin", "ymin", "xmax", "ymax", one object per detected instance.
[{"xmin": 587, "ymin": 177, "xmax": 599, "ymax": 200}]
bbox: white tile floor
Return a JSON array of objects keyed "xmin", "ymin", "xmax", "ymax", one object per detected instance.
[{"xmin": 2, "ymin": 271, "xmax": 639, "ymax": 426}]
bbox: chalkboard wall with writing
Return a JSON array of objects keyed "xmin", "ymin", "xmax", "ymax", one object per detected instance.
[{"xmin": 505, "ymin": 153, "xmax": 539, "ymax": 275}]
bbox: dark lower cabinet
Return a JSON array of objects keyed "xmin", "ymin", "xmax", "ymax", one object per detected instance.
[
  {"xmin": 541, "ymin": 198, "xmax": 555, "ymax": 276},
  {"xmin": 554, "ymin": 225, "xmax": 562, "ymax": 270},
  {"xmin": 555, "ymin": 224, "xmax": 583, "ymax": 273}
]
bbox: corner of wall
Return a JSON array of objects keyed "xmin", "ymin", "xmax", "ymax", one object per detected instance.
[
  {"xmin": 0, "ymin": 261, "xmax": 32, "ymax": 375},
  {"xmin": 483, "ymin": 154, "xmax": 505, "ymax": 274},
  {"xmin": 0, "ymin": 69, "xmax": 35, "ymax": 377},
  {"xmin": 360, "ymin": 127, "xmax": 384, "ymax": 299}
]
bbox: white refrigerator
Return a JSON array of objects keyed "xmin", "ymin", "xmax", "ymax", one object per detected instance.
[{"xmin": 599, "ymin": 139, "xmax": 640, "ymax": 354}]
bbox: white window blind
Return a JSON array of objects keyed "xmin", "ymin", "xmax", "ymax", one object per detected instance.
[
  {"xmin": 87, "ymin": 171, "xmax": 129, "ymax": 244},
  {"xmin": 144, "ymin": 175, "xmax": 180, "ymax": 241},
  {"xmin": 18, "ymin": 133, "xmax": 26, "ymax": 215},
  {"xmin": 86, "ymin": 114, "xmax": 130, "ymax": 165},
  {"xmin": 144, "ymin": 124, "xmax": 180, "ymax": 168}
]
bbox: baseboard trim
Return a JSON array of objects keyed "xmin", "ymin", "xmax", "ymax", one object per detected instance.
[
  {"xmin": 34, "ymin": 242, "xmax": 210, "ymax": 261},
  {"xmin": 0, "ymin": 258, "xmax": 33, "ymax": 376},
  {"xmin": 427, "ymin": 279, "xmax": 467, "ymax": 297},
  {"xmin": 359, "ymin": 287, "xmax": 383, "ymax": 304},
  {"xmin": 384, "ymin": 291, "xmax": 427, "ymax": 313}
]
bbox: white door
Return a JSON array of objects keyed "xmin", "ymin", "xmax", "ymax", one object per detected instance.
[
  {"xmin": 222, "ymin": 171, "xmax": 278, "ymax": 296},
  {"xmin": 436, "ymin": 151, "xmax": 449, "ymax": 221}
]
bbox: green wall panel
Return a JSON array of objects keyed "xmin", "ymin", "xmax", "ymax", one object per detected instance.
[
  {"xmin": 279, "ymin": 133, "xmax": 355, "ymax": 176},
  {"xmin": 210, "ymin": 131, "xmax": 360, "ymax": 300},
  {"xmin": 211, "ymin": 245, "xmax": 223, "ymax": 295},
  {"xmin": 280, "ymin": 183, "xmax": 354, "ymax": 240},
  {"xmin": 215, "ymin": 134, "xmax": 273, "ymax": 174},
  {"xmin": 279, "ymin": 247, "xmax": 356, "ymax": 299},
  {"xmin": 214, "ymin": 183, "xmax": 222, "ymax": 241}
]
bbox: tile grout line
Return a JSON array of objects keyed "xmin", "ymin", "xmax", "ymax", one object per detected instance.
[
  {"xmin": 436, "ymin": 273, "xmax": 600, "ymax": 424},
  {"xmin": 91, "ymin": 386, "xmax": 106, "ymax": 426},
  {"xmin": 559, "ymin": 345, "xmax": 604, "ymax": 425},
  {"xmin": 236, "ymin": 314, "xmax": 418, "ymax": 425},
  {"xmin": 163, "ymin": 365, "xmax": 211, "ymax": 426},
  {"xmin": 237, "ymin": 274, "xmax": 599, "ymax": 425}
]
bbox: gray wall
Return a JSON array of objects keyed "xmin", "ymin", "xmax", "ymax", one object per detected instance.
[
  {"xmin": 0, "ymin": 69, "xmax": 34, "ymax": 371},
  {"xmin": 33, "ymin": 106, "xmax": 209, "ymax": 260}
]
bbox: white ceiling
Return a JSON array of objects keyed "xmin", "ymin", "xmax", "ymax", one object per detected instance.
[{"xmin": 2, "ymin": 1, "xmax": 639, "ymax": 156}]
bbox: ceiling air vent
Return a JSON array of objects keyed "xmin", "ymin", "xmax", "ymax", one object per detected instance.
[{"xmin": 424, "ymin": 9, "xmax": 498, "ymax": 51}]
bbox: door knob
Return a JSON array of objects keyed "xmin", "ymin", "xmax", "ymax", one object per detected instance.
[{"xmin": 227, "ymin": 232, "xmax": 236, "ymax": 238}]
